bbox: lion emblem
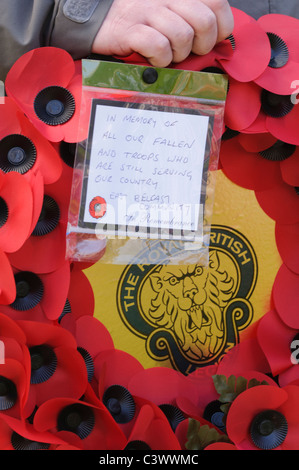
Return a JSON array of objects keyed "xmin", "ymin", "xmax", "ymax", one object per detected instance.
[{"xmin": 145, "ymin": 251, "xmax": 237, "ymax": 361}]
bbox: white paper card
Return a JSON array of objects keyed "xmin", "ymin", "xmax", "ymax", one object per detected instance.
[{"xmin": 82, "ymin": 100, "xmax": 210, "ymax": 239}]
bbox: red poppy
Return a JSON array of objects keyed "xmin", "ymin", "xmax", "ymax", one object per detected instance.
[
  {"xmin": 220, "ymin": 133, "xmax": 284, "ymax": 191},
  {"xmin": 216, "ymin": 8, "xmax": 271, "ymax": 83},
  {"xmin": 0, "ymin": 358, "xmax": 29, "ymax": 419},
  {"xmin": 177, "ymin": 366, "xmax": 225, "ymax": 431},
  {"xmin": 0, "ymin": 250, "xmax": 16, "ymax": 305},
  {"xmin": 60, "ymin": 315, "xmax": 114, "ymax": 392},
  {"xmin": 128, "ymin": 366, "xmax": 186, "ymax": 410},
  {"xmin": 26, "ymin": 170, "xmax": 45, "ymax": 236},
  {"xmin": 254, "ymin": 14, "xmax": 299, "ymax": 95},
  {"xmin": 216, "ymin": 337, "xmax": 271, "ymax": 377},
  {"xmin": 125, "ymin": 402, "xmax": 182, "ymax": 450},
  {"xmin": 94, "ymin": 348, "xmax": 147, "ymax": 437},
  {"xmin": 58, "ymin": 268, "xmax": 95, "ymax": 329},
  {"xmin": 16, "ymin": 320, "xmax": 88, "ymax": 408},
  {"xmin": 0, "ymin": 413, "xmax": 69, "ymax": 450},
  {"xmin": 51, "ymin": 140, "xmax": 76, "ymax": 175},
  {"xmin": 0, "ymin": 97, "xmax": 62, "ymax": 185},
  {"xmin": 180, "ymin": 366, "xmax": 277, "ymax": 440},
  {"xmin": 272, "ymin": 263, "xmax": 299, "ymax": 329},
  {"xmin": 5, "ymin": 47, "xmax": 82, "ymax": 143},
  {"xmin": 275, "ymin": 221, "xmax": 299, "ymax": 274},
  {"xmin": 0, "ymin": 312, "xmax": 26, "ymax": 345},
  {"xmin": 255, "ymin": 177, "xmax": 299, "ymax": 225},
  {"xmin": 224, "ymin": 79, "xmax": 263, "ymax": 132},
  {"xmin": 257, "ymin": 309, "xmax": 299, "ymax": 387},
  {"xmin": 33, "ymin": 397, "xmax": 127, "ymax": 450},
  {"xmin": 8, "ymin": 169, "xmax": 71, "ymax": 274},
  {"xmin": 0, "ymin": 313, "xmax": 30, "ymax": 372},
  {"xmin": 126, "ymin": 367, "xmax": 189, "ymax": 438},
  {"xmin": 226, "ymin": 384, "xmax": 299, "ymax": 450},
  {"xmin": 0, "ymin": 262, "xmax": 71, "ymax": 323},
  {"xmin": 238, "ymin": 133, "xmax": 299, "ymax": 187},
  {"xmin": 266, "ymin": 98, "xmax": 299, "ymax": 146},
  {"xmin": 246, "ymin": 90, "xmax": 299, "ymax": 146},
  {"xmin": 0, "ymin": 171, "xmax": 33, "ymax": 253}
]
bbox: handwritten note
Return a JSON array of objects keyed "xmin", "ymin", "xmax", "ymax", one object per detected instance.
[{"xmin": 82, "ymin": 99, "xmax": 210, "ymax": 238}]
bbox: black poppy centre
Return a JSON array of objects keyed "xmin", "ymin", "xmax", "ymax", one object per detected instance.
[
  {"xmin": 10, "ymin": 271, "xmax": 44, "ymax": 311},
  {"xmin": 34, "ymin": 86, "xmax": 75, "ymax": 126},
  {"xmin": 250, "ymin": 409, "xmax": 288, "ymax": 449},
  {"xmin": 0, "ymin": 134, "xmax": 36, "ymax": 174}
]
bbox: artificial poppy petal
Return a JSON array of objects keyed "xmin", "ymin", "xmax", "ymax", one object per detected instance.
[
  {"xmin": 266, "ymin": 97, "xmax": 299, "ymax": 146},
  {"xmin": 255, "ymin": 60, "xmax": 299, "ymax": 96},
  {"xmin": 217, "ymin": 8, "xmax": 271, "ymax": 82},
  {"xmin": 226, "ymin": 385, "xmax": 288, "ymax": 450},
  {"xmin": 0, "ymin": 171, "xmax": 33, "ymax": 253},
  {"xmin": 71, "ymin": 316, "xmax": 114, "ymax": 360},
  {"xmin": 257, "ymin": 309, "xmax": 296, "ymax": 376},
  {"xmin": 0, "ymin": 250, "xmax": 16, "ymax": 305},
  {"xmin": 58, "ymin": 269, "xmax": 95, "ymax": 329},
  {"xmin": 279, "ymin": 146, "xmax": 299, "ymax": 186},
  {"xmin": 5, "ymin": 47, "xmax": 82, "ymax": 143},
  {"xmin": 126, "ymin": 403, "xmax": 182, "ymax": 450},
  {"xmin": 0, "ymin": 413, "xmax": 68, "ymax": 450},
  {"xmin": 255, "ymin": 14, "xmax": 299, "ymax": 94},
  {"xmin": 224, "ymin": 79, "xmax": 262, "ymax": 131},
  {"xmin": 275, "ymin": 222, "xmax": 299, "ymax": 274},
  {"xmin": 272, "ymin": 264, "xmax": 299, "ymax": 329},
  {"xmin": 255, "ymin": 180, "xmax": 299, "ymax": 224},
  {"xmin": 20, "ymin": 113, "xmax": 62, "ymax": 184},
  {"xmin": 220, "ymin": 136, "xmax": 282, "ymax": 190},
  {"xmin": 33, "ymin": 397, "xmax": 127, "ymax": 450},
  {"xmin": 5, "ymin": 263, "xmax": 70, "ymax": 322},
  {"xmin": 0, "ymin": 98, "xmax": 62, "ymax": 185},
  {"xmin": 27, "ymin": 170, "xmax": 45, "ymax": 234},
  {"xmin": 0, "ymin": 358, "xmax": 29, "ymax": 418},
  {"xmin": 0, "ymin": 312, "xmax": 26, "ymax": 345},
  {"xmin": 128, "ymin": 367, "xmax": 186, "ymax": 407},
  {"xmin": 242, "ymin": 110, "xmax": 268, "ymax": 134},
  {"xmin": 238, "ymin": 132, "xmax": 277, "ymax": 152},
  {"xmin": 217, "ymin": 337, "xmax": 271, "ymax": 376},
  {"xmin": 8, "ymin": 174, "xmax": 69, "ymax": 273},
  {"xmin": 17, "ymin": 320, "xmax": 88, "ymax": 404},
  {"xmin": 94, "ymin": 349, "xmax": 143, "ymax": 397}
]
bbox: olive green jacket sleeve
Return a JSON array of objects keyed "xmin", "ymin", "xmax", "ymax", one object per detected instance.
[
  {"xmin": 0, "ymin": 0, "xmax": 114, "ymax": 80},
  {"xmin": 228, "ymin": 0, "xmax": 299, "ymax": 19}
]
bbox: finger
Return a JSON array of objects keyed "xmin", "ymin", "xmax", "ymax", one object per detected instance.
[
  {"xmin": 126, "ymin": 24, "xmax": 173, "ymax": 67},
  {"xmin": 199, "ymin": 0, "xmax": 234, "ymax": 41},
  {"xmin": 146, "ymin": 9, "xmax": 195, "ymax": 63},
  {"xmin": 168, "ymin": 1, "xmax": 218, "ymax": 55},
  {"xmin": 168, "ymin": 0, "xmax": 233, "ymax": 55}
]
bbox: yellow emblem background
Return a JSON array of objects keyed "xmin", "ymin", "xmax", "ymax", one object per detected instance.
[{"xmin": 84, "ymin": 170, "xmax": 282, "ymax": 369}]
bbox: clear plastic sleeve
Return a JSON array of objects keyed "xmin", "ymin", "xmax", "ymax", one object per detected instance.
[{"xmin": 66, "ymin": 60, "xmax": 227, "ymax": 266}]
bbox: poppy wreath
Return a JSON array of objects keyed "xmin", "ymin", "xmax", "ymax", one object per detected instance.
[{"xmin": 1, "ymin": 8, "xmax": 299, "ymax": 451}]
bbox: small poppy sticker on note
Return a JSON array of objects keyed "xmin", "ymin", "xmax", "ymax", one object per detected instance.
[{"xmin": 89, "ymin": 196, "xmax": 107, "ymax": 219}]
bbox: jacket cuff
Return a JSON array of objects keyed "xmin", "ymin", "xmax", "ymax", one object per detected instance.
[{"xmin": 48, "ymin": 0, "xmax": 114, "ymax": 59}]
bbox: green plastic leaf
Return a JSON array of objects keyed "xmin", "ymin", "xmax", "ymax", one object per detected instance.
[
  {"xmin": 186, "ymin": 419, "xmax": 230, "ymax": 451},
  {"xmin": 212, "ymin": 374, "xmax": 237, "ymax": 403},
  {"xmin": 212, "ymin": 374, "xmax": 269, "ymax": 410}
]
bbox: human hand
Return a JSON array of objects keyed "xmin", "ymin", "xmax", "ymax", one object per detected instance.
[{"xmin": 91, "ymin": 0, "xmax": 234, "ymax": 67}]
